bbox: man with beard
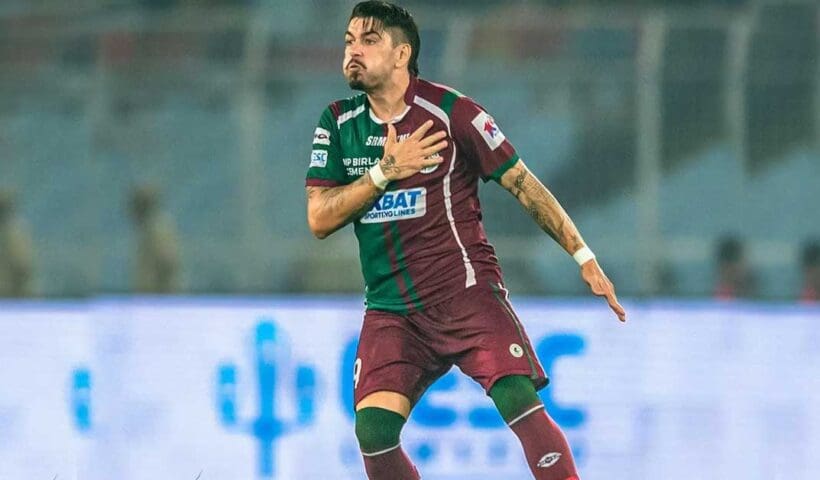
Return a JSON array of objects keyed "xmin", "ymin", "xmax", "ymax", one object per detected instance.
[{"xmin": 305, "ymin": 2, "xmax": 626, "ymax": 479}]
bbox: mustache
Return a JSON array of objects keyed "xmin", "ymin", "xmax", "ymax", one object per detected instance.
[{"xmin": 347, "ymin": 60, "xmax": 365, "ymax": 69}]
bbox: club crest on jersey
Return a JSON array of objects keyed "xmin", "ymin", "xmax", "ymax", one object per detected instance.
[
  {"xmin": 471, "ymin": 111, "xmax": 506, "ymax": 150},
  {"xmin": 313, "ymin": 127, "xmax": 331, "ymax": 146},
  {"xmin": 420, "ymin": 153, "xmax": 442, "ymax": 174},
  {"xmin": 309, "ymin": 150, "xmax": 328, "ymax": 168},
  {"xmin": 361, "ymin": 187, "xmax": 426, "ymax": 224}
]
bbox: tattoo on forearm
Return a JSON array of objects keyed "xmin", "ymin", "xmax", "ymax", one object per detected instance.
[
  {"xmin": 347, "ymin": 177, "xmax": 382, "ymax": 222},
  {"xmin": 512, "ymin": 170, "xmax": 527, "ymax": 202},
  {"xmin": 306, "ymin": 174, "xmax": 382, "ymax": 229},
  {"xmin": 318, "ymin": 186, "xmax": 345, "ymax": 215},
  {"xmin": 506, "ymin": 167, "xmax": 584, "ymax": 253}
]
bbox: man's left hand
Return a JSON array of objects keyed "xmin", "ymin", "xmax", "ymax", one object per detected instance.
[{"xmin": 580, "ymin": 260, "xmax": 627, "ymax": 323}]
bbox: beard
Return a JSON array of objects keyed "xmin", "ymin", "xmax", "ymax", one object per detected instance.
[
  {"xmin": 347, "ymin": 76, "xmax": 367, "ymax": 91},
  {"xmin": 345, "ymin": 65, "xmax": 382, "ymax": 93}
]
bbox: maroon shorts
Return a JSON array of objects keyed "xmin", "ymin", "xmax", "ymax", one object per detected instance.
[{"xmin": 353, "ymin": 281, "xmax": 548, "ymax": 407}]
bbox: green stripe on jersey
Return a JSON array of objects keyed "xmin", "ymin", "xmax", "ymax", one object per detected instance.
[
  {"xmin": 354, "ymin": 221, "xmax": 408, "ymax": 314},
  {"xmin": 486, "ymin": 152, "xmax": 520, "ymax": 183},
  {"xmin": 439, "ymin": 90, "xmax": 460, "ymax": 117},
  {"xmin": 389, "ymin": 222, "xmax": 424, "ymax": 311}
]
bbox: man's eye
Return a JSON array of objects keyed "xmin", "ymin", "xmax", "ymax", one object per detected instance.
[
  {"xmin": 344, "ymin": 39, "xmax": 353, "ymax": 45},
  {"xmin": 365, "ymin": 39, "xmax": 376, "ymax": 45}
]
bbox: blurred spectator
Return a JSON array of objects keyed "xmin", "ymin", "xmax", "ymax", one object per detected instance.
[
  {"xmin": 713, "ymin": 235, "xmax": 756, "ymax": 300},
  {"xmin": 655, "ymin": 262, "xmax": 677, "ymax": 297},
  {"xmin": 0, "ymin": 190, "xmax": 34, "ymax": 298},
  {"xmin": 129, "ymin": 185, "xmax": 180, "ymax": 294},
  {"xmin": 799, "ymin": 240, "xmax": 819, "ymax": 303}
]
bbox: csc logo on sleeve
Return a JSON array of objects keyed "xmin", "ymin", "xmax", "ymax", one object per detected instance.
[{"xmin": 310, "ymin": 150, "xmax": 328, "ymax": 168}]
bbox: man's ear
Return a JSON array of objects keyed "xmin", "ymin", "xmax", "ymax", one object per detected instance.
[{"xmin": 395, "ymin": 43, "xmax": 411, "ymax": 70}]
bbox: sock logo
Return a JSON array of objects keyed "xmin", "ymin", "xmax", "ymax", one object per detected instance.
[{"xmin": 537, "ymin": 452, "xmax": 562, "ymax": 468}]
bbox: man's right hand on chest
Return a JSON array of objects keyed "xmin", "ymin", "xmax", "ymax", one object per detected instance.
[{"xmin": 377, "ymin": 120, "xmax": 448, "ymax": 182}]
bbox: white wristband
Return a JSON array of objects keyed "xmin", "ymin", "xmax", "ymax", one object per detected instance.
[
  {"xmin": 368, "ymin": 163, "xmax": 389, "ymax": 190},
  {"xmin": 573, "ymin": 246, "xmax": 596, "ymax": 266}
]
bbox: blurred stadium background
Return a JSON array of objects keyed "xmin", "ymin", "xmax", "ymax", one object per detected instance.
[
  {"xmin": 0, "ymin": 0, "xmax": 818, "ymax": 479},
  {"xmin": 0, "ymin": 0, "xmax": 817, "ymax": 299}
]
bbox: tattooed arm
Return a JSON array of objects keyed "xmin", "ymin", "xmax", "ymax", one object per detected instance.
[
  {"xmin": 498, "ymin": 159, "xmax": 627, "ymax": 322},
  {"xmin": 499, "ymin": 160, "xmax": 585, "ymax": 254},
  {"xmin": 305, "ymin": 175, "xmax": 383, "ymax": 239}
]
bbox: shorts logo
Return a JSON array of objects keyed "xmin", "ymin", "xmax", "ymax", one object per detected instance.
[
  {"xmin": 537, "ymin": 452, "xmax": 562, "ymax": 468},
  {"xmin": 420, "ymin": 153, "xmax": 442, "ymax": 174},
  {"xmin": 471, "ymin": 111, "xmax": 506, "ymax": 151},
  {"xmin": 509, "ymin": 343, "xmax": 524, "ymax": 358},
  {"xmin": 313, "ymin": 127, "xmax": 331, "ymax": 146},
  {"xmin": 310, "ymin": 150, "xmax": 328, "ymax": 168},
  {"xmin": 361, "ymin": 187, "xmax": 426, "ymax": 224}
]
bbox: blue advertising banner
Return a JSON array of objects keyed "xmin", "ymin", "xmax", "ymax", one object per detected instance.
[{"xmin": 0, "ymin": 298, "xmax": 818, "ymax": 479}]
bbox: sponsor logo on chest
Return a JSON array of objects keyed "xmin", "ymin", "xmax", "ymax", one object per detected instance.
[
  {"xmin": 365, "ymin": 133, "xmax": 410, "ymax": 147},
  {"xmin": 360, "ymin": 187, "xmax": 427, "ymax": 224},
  {"xmin": 342, "ymin": 156, "xmax": 380, "ymax": 177}
]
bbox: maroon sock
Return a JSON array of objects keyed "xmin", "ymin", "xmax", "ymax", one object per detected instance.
[
  {"xmin": 508, "ymin": 405, "xmax": 580, "ymax": 480},
  {"xmin": 362, "ymin": 444, "xmax": 420, "ymax": 480}
]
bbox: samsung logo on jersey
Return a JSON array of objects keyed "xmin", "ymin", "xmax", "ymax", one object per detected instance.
[
  {"xmin": 361, "ymin": 187, "xmax": 426, "ymax": 224},
  {"xmin": 365, "ymin": 133, "xmax": 410, "ymax": 147}
]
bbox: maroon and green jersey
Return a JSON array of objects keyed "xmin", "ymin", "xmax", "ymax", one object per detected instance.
[{"xmin": 305, "ymin": 76, "xmax": 520, "ymax": 313}]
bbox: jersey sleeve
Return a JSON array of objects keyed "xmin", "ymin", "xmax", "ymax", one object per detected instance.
[
  {"xmin": 451, "ymin": 96, "xmax": 520, "ymax": 182},
  {"xmin": 305, "ymin": 106, "xmax": 346, "ymax": 187}
]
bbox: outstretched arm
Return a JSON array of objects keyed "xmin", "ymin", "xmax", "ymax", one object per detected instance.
[{"xmin": 498, "ymin": 159, "xmax": 627, "ymax": 322}]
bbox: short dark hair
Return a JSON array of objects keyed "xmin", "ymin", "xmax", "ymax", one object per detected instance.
[{"xmin": 350, "ymin": 1, "xmax": 420, "ymax": 76}]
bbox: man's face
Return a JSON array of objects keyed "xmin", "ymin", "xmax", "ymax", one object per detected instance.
[{"xmin": 343, "ymin": 17, "xmax": 402, "ymax": 92}]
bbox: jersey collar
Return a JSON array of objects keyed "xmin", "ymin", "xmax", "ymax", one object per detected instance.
[
  {"xmin": 369, "ymin": 105, "xmax": 411, "ymax": 125},
  {"xmin": 368, "ymin": 75, "xmax": 418, "ymax": 125}
]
